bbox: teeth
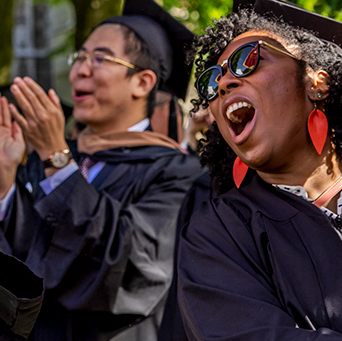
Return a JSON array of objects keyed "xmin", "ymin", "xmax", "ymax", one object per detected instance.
[{"xmin": 226, "ymin": 101, "xmax": 252, "ymax": 123}]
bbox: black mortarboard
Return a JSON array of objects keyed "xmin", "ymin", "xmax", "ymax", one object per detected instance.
[
  {"xmin": 233, "ymin": 0, "xmax": 342, "ymax": 49},
  {"xmin": 98, "ymin": 0, "xmax": 195, "ymax": 100}
]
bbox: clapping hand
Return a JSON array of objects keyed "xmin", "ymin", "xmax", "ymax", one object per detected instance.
[
  {"xmin": 0, "ymin": 96, "xmax": 25, "ymax": 198},
  {"xmin": 9, "ymin": 77, "xmax": 69, "ymax": 161}
]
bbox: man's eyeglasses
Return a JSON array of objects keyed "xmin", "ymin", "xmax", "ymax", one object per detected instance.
[
  {"xmin": 196, "ymin": 40, "xmax": 299, "ymax": 101},
  {"xmin": 68, "ymin": 50, "xmax": 142, "ymax": 72}
]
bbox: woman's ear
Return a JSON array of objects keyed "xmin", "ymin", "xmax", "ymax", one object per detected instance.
[
  {"xmin": 131, "ymin": 70, "xmax": 157, "ymax": 98},
  {"xmin": 307, "ymin": 70, "xmax": 330, "ymax": 101}
]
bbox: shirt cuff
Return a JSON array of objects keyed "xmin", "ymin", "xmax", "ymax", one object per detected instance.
[
  {"xmin": 0, "ymin": 184, "xmax": 16, "ymax": 221},
  {"xmin": 40, "ymin": 162, "xmax": 78, "ymax": 195}
]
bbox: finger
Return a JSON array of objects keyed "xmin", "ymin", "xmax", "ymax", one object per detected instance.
[
  {"xmin": 12, "ymin": 120, "xmax": 24, "ymax": 142},
  {"xmin": 0, "ymin": 97, "xmax": 6, "ymax": 126},
  {"xmin": 191, "ymin": 113, "xmax": 202, "ymax": 123},
  {"xmin": 9, "ymin": 103, "xmax": 29, "ymax": 132},
  {"xmin": 0, "ymin": 95, "xmax": 7, "ymax": 126},
  {"xmin": 23, "ymin": 77, "xmax": 58, "ymax": 111},
  {"xmin": 0, "ymin": 97, "xmax": 3, "ymax": 126},
  {"xmin": 12, "ymin": 78, "xmax": 45, "ymax": 120},
  {"xmin": 48, "ymin": 88, "xmax": 61, "ymax": 108},
  {"xmin": 0, "ymin": 97, "xmax": 12, "ymax": 128},
  {"xmin": 10, "ymin": 83, "xmax": 38, "ymax": 121}
]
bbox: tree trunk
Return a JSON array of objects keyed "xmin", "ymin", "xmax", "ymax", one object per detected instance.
[
  {"xmin": 0, "ymin": 0, "xmax": 14, "ymax": 85},
  {"xmin": 11, "ymin": 0, "xmax": 52, "ymax": 91},
  {"xmin": 71, "ymin": 0, "xmax": 124, "ymax": 49}
]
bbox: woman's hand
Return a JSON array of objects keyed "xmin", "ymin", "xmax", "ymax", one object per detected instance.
[
  {"xmin": 0, "ymin": 96, "xmax": 25, "ymax": 198},
  {"xmin": 9, "ymin": 77, "xmax": 69, "ymax": 161}
]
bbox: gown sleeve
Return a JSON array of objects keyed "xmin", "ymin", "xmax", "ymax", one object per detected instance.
[
  {"xmin": 158, "ymin": 171, "xmax": 211, "ymax": 341},
  {"xmin": 8, "ymin": 151, "xmax": 202, "ymax": 316}
]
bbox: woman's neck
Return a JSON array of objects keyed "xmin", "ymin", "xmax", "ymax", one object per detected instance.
[
  {"xmin": 257, "ymin": 141, "xmax": 342, "ymax": 207},
  {"xmin": 303, "ymin": 150, "xmax": 342, "ymax": 214}
]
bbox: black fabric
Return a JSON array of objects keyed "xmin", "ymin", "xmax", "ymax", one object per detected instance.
[
  {"xmin": 234, "ymin": 0, "xmax": 342, "ymax": 50},
  {"xmin": 158, "ymin": 172, "xmax": 211, "ymax": 341},
  {"xmin": 0, "ymin": 319, "xmax": 26, "ymax": 341},
  {"xmin": 0, "ymin": 252, "xmax": 44, "ymax": 340},
  {"xmin": 168, "ymin": 97, "xmax": 178, "ymax": 141},
  {"xmin": 3, "ymin": 140, "xmax": 202, "ymax": 341},
  {"xmin": 98, "ymin": 0, "xmax": 194, "ymax": 100},
  {"xmin": 178, "ymin": 173, "xmax": 342, "ymax": 340}
]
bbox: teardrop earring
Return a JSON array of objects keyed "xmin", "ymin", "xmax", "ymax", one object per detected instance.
[
  {"xmin": 307, "ymin": 103, "xmax": 328, "ymax": 155},
  {"xmin": 233, "ymin": 157, "xmax": 249, "ymax": 188}
]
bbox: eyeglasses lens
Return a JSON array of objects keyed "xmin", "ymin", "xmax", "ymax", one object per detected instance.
[
  {"xmin": 93, "ymin": 52, "xmax": 106, "ymax": 67},
  {"xmin": 230, "ymin": 44, "xmax": 259, "ymax": 76},
  {"xmin": 68, "ymin": 51, "xmax": 107, "ymax": 67},
  {"xmin": 68, "ymin": 51, "xmax": 87, "ymax": 66},
  {"xmin": 68, "ymin": 52, "xmax": 78, "ymax": 66},
  {"xmin": 197, "ymin": 42, "xmax": 260, "ymax": 101},
  {"xmin": 197, "ymin": 66, "xmax": 222, "ymax": 100}
]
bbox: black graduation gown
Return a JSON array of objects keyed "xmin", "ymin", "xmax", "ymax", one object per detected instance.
[
  {"xmin": 178, "ymin": 173, "xmax": 342, "ymax": 340},
  {"xmin": 1, "ymin": 140, "xmax": 202, "ymax": 341},
  {"xmin": 158, "ymin": 172, "xmax": 211, "ymax": 341}
]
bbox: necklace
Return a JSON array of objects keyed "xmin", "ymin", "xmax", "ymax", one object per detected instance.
[{"xmin": 313, "ymin": 175, "xmax": 342, "ymax": 207}]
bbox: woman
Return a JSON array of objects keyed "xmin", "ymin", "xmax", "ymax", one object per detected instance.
[{"xmin": 177, "ymin": 4, "xmax": 342, "ymax": 341}]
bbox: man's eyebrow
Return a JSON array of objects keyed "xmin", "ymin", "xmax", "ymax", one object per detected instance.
[
  {"xmin": 79, "ymin": 46, "xmax": 115, "ymax": 56},
  {"xmin": 93, "ymin": 47, "xmax": 115, "ymax": 55}
]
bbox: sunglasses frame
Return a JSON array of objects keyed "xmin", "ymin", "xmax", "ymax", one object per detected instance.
[
  {"xmin": 196, "ymin": 40, "xmax": 299, "ymax": 101},
  {"xmin": 68, "ymin": 50, "xmax": 142, "ymax": 72}
]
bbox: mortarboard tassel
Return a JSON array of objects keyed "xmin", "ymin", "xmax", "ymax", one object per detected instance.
[{"xmin": 168, "ymin": 97, "xmax": 178, "ymax": 142}]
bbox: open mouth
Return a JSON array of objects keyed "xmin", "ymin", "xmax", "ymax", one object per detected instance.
[
  {"xmin": 226, "ymin": 101, "xmax": 255, "ymax": 136},
  {"xmin": 74, "ymin": 90, "xmax": 92, "ymax": 98}
]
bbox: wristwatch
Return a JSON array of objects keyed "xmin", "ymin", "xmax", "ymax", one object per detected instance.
[{"xmin": 42, "ymin": 149, "xmax": 73, "ymax": 169}]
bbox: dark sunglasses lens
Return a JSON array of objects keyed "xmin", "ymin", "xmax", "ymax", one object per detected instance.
[
  {"xmin": 197, "ymin": 66, "xmax": 222, "ymax": 100},
  {"xmin": 230, "ymin": 43, "xmax": 259, "ymax": 77}
]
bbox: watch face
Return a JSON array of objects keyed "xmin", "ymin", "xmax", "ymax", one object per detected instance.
[{"xmin": 51, "ymin": 152, "xmax": 69, "ymax": 168}]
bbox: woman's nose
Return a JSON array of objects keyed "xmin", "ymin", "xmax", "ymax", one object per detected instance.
[{"xmin": 218, "ymin": 70, "xmax": 243, "ymax": 97}]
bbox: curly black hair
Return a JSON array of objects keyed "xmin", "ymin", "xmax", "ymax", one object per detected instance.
[{"xmin": 188, "ymin": 9, "xmax": 342, "ymax": 194}]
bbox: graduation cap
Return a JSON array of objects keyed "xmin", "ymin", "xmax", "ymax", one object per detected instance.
[
  {"xmin": 233, "ymin": 0, "xmax": 342, "ymax": 49},
  {"xmin": 98, "ymin": 0, "xmax": 195, "ymax": 101}
]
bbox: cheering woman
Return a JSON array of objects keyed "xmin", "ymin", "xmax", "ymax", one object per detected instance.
[{"xmin": 177, "ymin": 0, "xmax": 342, "ymax": 339}]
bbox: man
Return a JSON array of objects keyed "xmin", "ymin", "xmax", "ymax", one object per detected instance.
[{"xmin": 0, "ymin": 0, "xmax": 202, "ymax": 339}]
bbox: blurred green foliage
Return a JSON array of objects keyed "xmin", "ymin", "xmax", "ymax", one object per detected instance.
[
  {"xmin": 293, "ymin": 0, "xmax": 342, "ymax": 21},
  {"xmin": 0, "ymin": 0, "xmax": 14, "ymax": 85},
  {"xmin": 160, "ymin": 0, "xmax": 233, "ymax": 35},
  {"xmin": 160, "ymin": 0, "xmax": 342, "ymax": 34}
]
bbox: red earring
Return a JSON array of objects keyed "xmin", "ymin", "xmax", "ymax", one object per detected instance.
[
  {"xmin": 307, "ymin": 106, "xmax": 328, "ymax": 155},
  {"xmin": 233, "ymin": 157, "xmax": 249, "ymax": 188}
]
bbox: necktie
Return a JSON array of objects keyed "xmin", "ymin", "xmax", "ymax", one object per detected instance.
[{"xmin": 79, "ymin": 157, "xmax": 96, "ymax": 180}]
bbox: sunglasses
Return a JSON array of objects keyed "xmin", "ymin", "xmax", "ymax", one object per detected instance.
[
  {"xmin": 196, "ymin": 40, "xmax": 299, "ymax": 101},
  {"xmin": 68, "ymin": 50, "xmax": 142, "ymax": 72}
]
